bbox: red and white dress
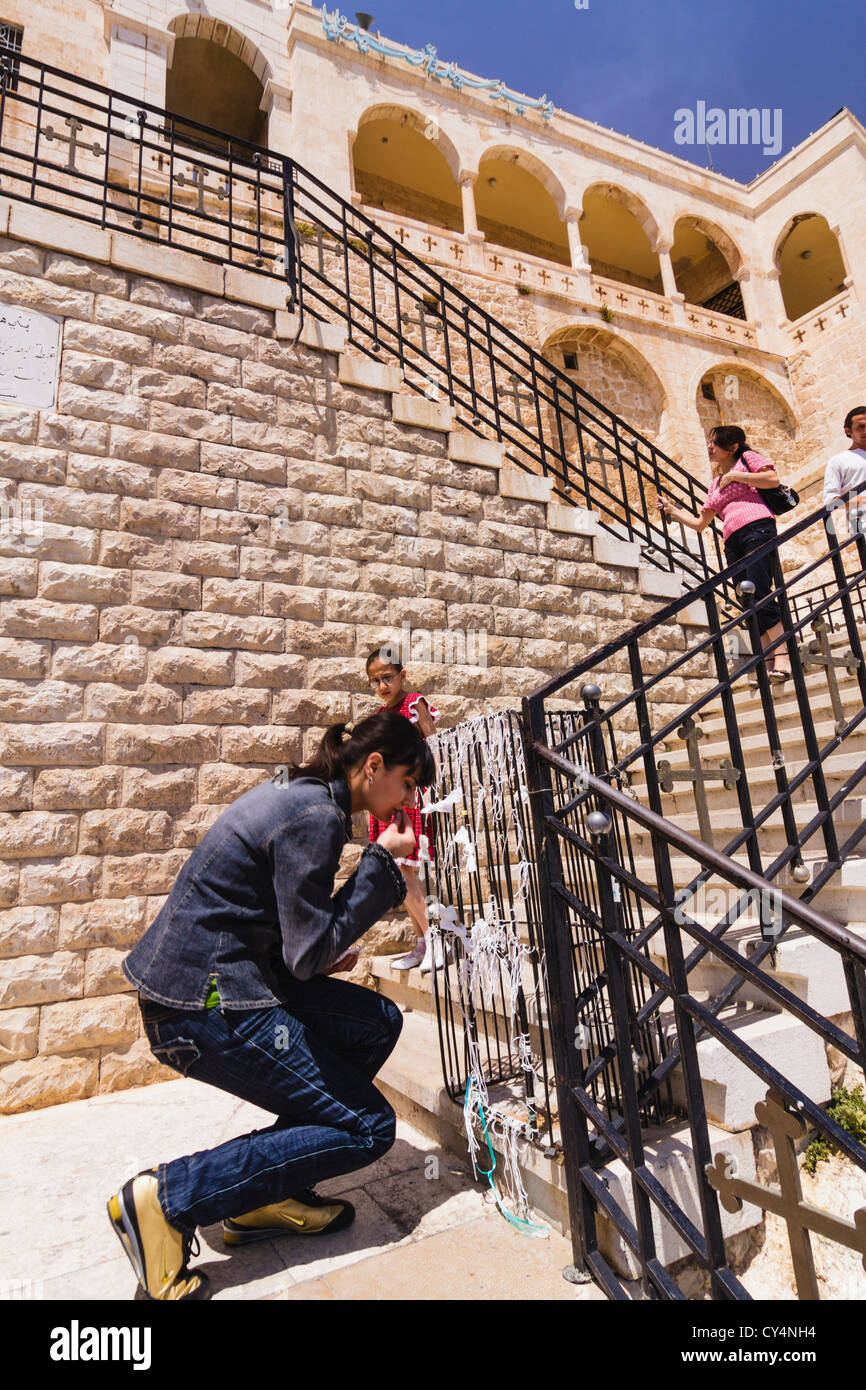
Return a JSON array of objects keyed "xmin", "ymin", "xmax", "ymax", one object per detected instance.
[{"xmin": 368, "ymin": 692, "xmax": 439, "ymax": 866}]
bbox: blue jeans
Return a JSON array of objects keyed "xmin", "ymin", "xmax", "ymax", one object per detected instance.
[{"xmin": 138, "ymin": 975, "xmax": 403, "ymax": 1235}]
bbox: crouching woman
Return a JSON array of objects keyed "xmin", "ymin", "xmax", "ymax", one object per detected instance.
[{"xmin": 107, "ymin": 711, "xmax": 434, "ymax": 1301}]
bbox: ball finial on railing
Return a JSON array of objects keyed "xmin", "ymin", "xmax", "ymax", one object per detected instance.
[
  {"xmin": 736, "ymin": 579, "xmax": 756, "ymax": 601},
  {"xmin": 581, "ymin": 682, "xmax": 601, "ymax": 704},
  {"xmin": 586, "ymin": 811, "xmax": 611, "ymax": 837}
]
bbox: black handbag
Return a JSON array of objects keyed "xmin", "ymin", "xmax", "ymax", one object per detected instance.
[{"xmin": 743, "ymin": 452, "xmax": 799, "ymax": 515}]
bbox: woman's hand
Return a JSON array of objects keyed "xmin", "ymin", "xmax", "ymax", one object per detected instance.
[
  {"xmin": 718, "ymin": 471, "xmax": 738, "ymax": 489},
  {"xmin": 377, "ymin": 809, "xmax": 416, "ymax": 859},
  {"xmin": 320, "ymin": 948, "xmax": 360, "ymax": 976},
  {"xmin": 657, "ymin": 494, "xmax": 673, "ymax": 516}
]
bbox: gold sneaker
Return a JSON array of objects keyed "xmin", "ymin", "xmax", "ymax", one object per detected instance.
[
  {"xmin": 223, "ymin": 1187, "xmax": 355, "ymax": 1245},
  {"xmin": 107, "ymin": 1173, "xmax": 210, "ymax": 1301}
]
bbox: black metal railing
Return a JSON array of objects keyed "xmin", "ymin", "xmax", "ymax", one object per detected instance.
[
  {"xmin": 426, "ymin": 506, "xmax": 866, "ymax": 1177},
  {"xmin": 424, "ymin": 711, "xmax": 671, "ymax": 1160},
  {"xmin": 0, "ymin": 44, "xmax": 728, "ymax": 587},
  {"xmin": 521, "ymin": 744, "xmax": 866, "ymax": 1299},
  {"xmin": 520, "ymin": 504, "xmax": 866, "ymax": 1298}
]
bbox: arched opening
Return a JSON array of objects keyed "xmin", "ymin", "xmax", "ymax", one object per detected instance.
[
  {"xmin": 541, "ymin": 325, "xmax": 666, "ymax": 510},
  {"xmin": 474, "ymin": 148, "xmax": 569, "ymax": 265},
  {"xmin": 352, "ymin": 107, "xmax": 463, "ymax": 233},
  {"xmin": 671, "ymin": 216, "xmax": 745, "ymax": 319},
  {"xmin": 165, "ymin": 18, "xmax": 270, "ymax": 148},
  {"xmin": 696, "ymin": 364, "xmax": 802, "ymax": 474},
  {"xmin": 776, "ymin": 214, "xmax": 847, "ymax": 321},
  {"xmin": 579, "ymin": 186, "xmax": 662, "ymax": 292}
]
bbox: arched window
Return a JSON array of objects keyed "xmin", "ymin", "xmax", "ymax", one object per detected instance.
[
  {"xmin": 671, "ymin": 217, "xmax": 745, "ymax": 319},
  {"xmin": 696, "ymin": 365, "xmax": 801, "ymax": 473},
  {"xmin": 579, "ymin": 187, "xmax": 661, "ymax": 292},
  {"xmin": 776, "ymin": 214, "xmax": 847, "ymax": 321},
  {"xmin": 542, "ymin": 326, "xmax": 667, "ymax": 513},
  {"xmin": 474, "ymin": 148, "xmax": 569, "ymax": 265},
  {"xmin": 166, "ymin": 18, "xmax": 269, "ymax": 149},
  {"xmin": 352, "ymin": 107, "xmax": 463, "ymax": 232}
]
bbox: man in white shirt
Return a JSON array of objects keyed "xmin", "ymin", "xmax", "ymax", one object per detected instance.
[{"xmin": 823, "ymin": 406, "xmax": 866, "ymax": 519}]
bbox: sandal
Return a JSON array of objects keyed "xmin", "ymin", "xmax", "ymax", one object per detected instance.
[{"xmin": 768, "ymin": 668, "xmax": 791, "ymax": 684}]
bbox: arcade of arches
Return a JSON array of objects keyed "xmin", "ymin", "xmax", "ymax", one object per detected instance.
[
  {"xmin": 352, "ymin": 112, "xmax": 463, "ymax": 232},
  {"xmin": 165, "ymin": 35, "xmax": 268, "ymax": 147},
  {"xmin": 578, "ymin": 189, "xmax": 662, "ymax": 293},
  {"xmin": 777, "ymin": 214, "xmax": 847, "ymax": 322},
  {"xmin": 696, "ymin": 367, "xmax": 802, "ymax": 474},
  {"xmin": 474, "ymin": 153, "xmax": 569, "ymax": 264},
  {"xmin": 670, "ymin": 218, "xmax": 745, "ymax": 319}
]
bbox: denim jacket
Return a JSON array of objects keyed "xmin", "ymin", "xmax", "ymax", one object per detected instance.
[{"xmin": 122, "ymin": 775, "xmax": 407, "ymax": 1010}]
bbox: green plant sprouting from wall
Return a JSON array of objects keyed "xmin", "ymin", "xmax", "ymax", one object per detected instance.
[{"xmin": 803, "ymin": 1084, "xmax": 866, "ymax": 1174}]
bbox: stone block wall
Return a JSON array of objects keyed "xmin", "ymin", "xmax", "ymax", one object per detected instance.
[{"xmin": 0, "ymin": 211, "xmax": 711, "ymax": 1113}]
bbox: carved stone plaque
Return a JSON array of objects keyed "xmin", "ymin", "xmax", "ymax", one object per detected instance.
[{"xmin": 0, "ymin": 302, "xmax": 62, "ymax": 408}]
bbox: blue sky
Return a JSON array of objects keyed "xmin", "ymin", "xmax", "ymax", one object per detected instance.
[{"xmin": 341, "ymin": 1, "xmax": 865, "ymax": 183}]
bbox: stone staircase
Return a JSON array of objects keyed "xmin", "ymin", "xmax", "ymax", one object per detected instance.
[{"xmin": 364, "ymin": 632, "xmax": 866, "ymax": 1268}]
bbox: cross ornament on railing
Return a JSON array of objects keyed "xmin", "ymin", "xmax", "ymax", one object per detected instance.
[
  {"xmin": 400, "ymin": 300, "xmax": 443, "ymax": 357},
  {"xmin": 497, "ymin": 372, "xmax": 535, "ymax": 425},
  {"xmin": 176, "ymin": 161, "xmax": 228, "ymax": 214},
  {"xmin": 706, "ymin": 1089, "xmax": 866, "ymax": 1300},
  {"xmin": 657, "ymin": 714, "xmax": 741, "ymax": 847},
  {"xmin": 44, "ymin": 115, "xmax": 104, "ymax": 173},
  {"xmin": 301, "ymin": 223, "xmax": 328, "ymax": 275},
  {"xmin": 584, "ymin": 445, "xmax": 617, "ymax": 494},
  {"xmin": 798, "ymin": 614, "xmax": 861, "ymax": 735}
]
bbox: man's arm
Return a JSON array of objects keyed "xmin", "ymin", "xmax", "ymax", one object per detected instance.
[
  {"xmin": 823, "ymin": 458, "xmax": 843, "ymax": 508},
  {"xmin": 271, "ymin": 806, "xmax": 406, "ymax": 980}
]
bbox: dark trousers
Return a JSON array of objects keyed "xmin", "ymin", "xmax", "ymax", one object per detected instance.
[
  {"xmin": 725, "ymin": 518, "xmax": 781, "ymax": 635},
  {"xmin": 138, "ymin": 974, "xmax": 403, "ymax": 1234}
]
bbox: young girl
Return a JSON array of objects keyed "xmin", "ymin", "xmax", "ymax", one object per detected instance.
[
  {"xmin": 658, "ymin": 425, "xmax": 792, "ymax": 684},
  {"xmin": 109, "ymin": 711, "xmax": 434, "ymax": 1301},
  {"xmin": 365, "ymin": 647, "xmax": 440, "ymax": 972}
]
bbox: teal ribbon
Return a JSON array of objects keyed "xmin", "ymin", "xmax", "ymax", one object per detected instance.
[{"xmin": 322, "ymin": 9, "xmax": 554, "ymax": 120}]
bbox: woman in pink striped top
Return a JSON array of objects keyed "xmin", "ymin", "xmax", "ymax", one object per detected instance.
[{"xmin": 658, "ymin": 425, "xmax": 791, "ymax": 683}]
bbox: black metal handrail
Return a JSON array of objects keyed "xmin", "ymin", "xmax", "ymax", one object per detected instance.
[
  {"xmin": 522, "ymin": 739, "xmax": 866, "ymax": 1299},
  {"xmin": 0, "ymin": 43, "xmax": 727, "ymax": 586},
  {"xmin": 521, "ymin": 506, "xmax": 866, "ymax": 1298}
]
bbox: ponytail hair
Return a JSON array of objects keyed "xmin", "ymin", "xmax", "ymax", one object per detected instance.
[
  {"xmin": 709, "ymin": 424, "xmax": 750, "ymax": 468},
  {"xmin": 289, "ymin": 710, "xmax": 435, "ymax": 788}
]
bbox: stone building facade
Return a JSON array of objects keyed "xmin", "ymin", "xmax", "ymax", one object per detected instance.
[
  {"xmin": 5, "ymin": 0, "xmax": 864, "ymax": 501},
  {"xmin": 0, "ymin": 3, "xmax": 863, "ymax": 1111}
]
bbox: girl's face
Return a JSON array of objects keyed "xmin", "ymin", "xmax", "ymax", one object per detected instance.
[
  {"xmin": 367, "ymin": 658, "xmax": 406, "ymax": 707},
  {"xmin": 364, "ymin": 756, "xmax": 419, "ymax": 820},
  {"xmin": 708, "ymin": 436, "xmax": 735, "ymax": 473}
]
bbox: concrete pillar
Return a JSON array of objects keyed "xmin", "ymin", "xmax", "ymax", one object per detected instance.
[
  {"xmin": 104, "ymin": 8, "xmax": 175, "ymax": 109},
  {"xmin": 565, "ymin": 208, "xmax": 589, "ymax": 271},
  {"xmin": 656, "ymin": 242, "xmax": 679, "ymax": 301},
  {"xmin": 654, "ymin": 242, "xmax": 686, "ymax": 324},
  {"xmin": 736, "ymin": 269, "xmax": 761, "ymax": 326},
  {"xmin": 261, "ymin": 79, "xmax": 293, "ymax": 158},
  {"xmin": 459, "ymin": 171, "xmax": 481, "ymax": 239}
]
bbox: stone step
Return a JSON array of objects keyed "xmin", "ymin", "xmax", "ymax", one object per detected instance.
[
  {"xmin": 663, "ymin": 1004, "xmax": 833, "ymax": 1132},
  {"xmin": 624, "ymin": 797, "xmax": 866, "ymax": 855},
  {"xmin": 375, "ymin": 1003, "xmax": 763, "ymax": 1274},
  {"xmin": 375, "ymin": 1005, "xmax": 569, "ymax": 1232},
  {"xmin": 647, "ymin": 916, "xmax": 866, "ymax": 1018},
  {"xmin": 626, "ymin": 751, "xmax": 863, "ymax": 818},
  {"xmin": 652, "ymin": 701, "xmax": 866, "ymax": 771}
]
